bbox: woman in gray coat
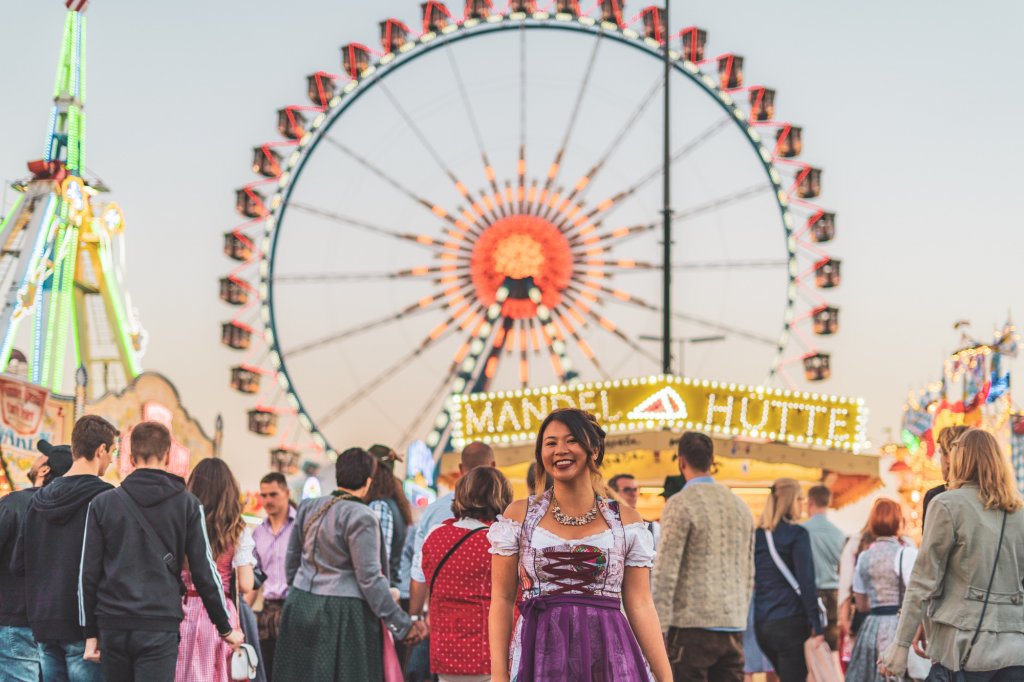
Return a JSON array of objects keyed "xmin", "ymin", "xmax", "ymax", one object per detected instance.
[
  {"xmin": 879, "ymin": 429, "xmax": 1024, "ymax": 680},
  {"xmin": 274, "ymin": 448, "xmax": 426, "ymax": 681}
]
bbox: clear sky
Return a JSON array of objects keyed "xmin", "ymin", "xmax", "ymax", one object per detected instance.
[{"xmin": 1, "ymin": 0, "xmax": 1021, "ymax": 487}]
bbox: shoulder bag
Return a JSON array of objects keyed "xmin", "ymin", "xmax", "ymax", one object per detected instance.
[
  {"xmin": 429, "ymin": 525, "xmax": 488, "ymax": 594},
  {"xmin": 115, "ymin": 487, "xmax": 186, "ymax": 598},
  {"xmin": 230, "ymin": 566, "xmax": 260, "ymax": 681},
  {"xmin": 765, "ymin": 529, "xmax": 828, "ymax": 629}
]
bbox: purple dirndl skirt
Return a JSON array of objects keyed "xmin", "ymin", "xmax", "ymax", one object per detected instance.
[{"xmin": 515, "ymin": 594, "xmax": 652, "ymax": 682}]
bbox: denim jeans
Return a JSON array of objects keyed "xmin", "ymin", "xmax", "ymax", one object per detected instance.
[
  {"xmin": 0, "ymin": 625, "xmax": 42, "ymax": 682},
  {"xmin": 39, "ymin": 639, "xmax": 103, "ymax": 682}
]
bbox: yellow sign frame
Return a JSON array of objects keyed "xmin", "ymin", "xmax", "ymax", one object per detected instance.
[{"xmin": 452, "ymin": 374, "xmax": 867, "ymax": 453}]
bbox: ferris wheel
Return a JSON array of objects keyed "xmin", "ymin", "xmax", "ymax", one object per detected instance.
[{"xmin": 219, "ymin": 0, "xmax": 843, "ymax": 465}]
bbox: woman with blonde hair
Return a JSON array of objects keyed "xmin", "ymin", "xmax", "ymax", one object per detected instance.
[
  {"xmin": 488, "ymin": 408, "xmax": 672, "ymax": 681},
  {"xmin": 879, "ymin": 428, "xmax": 1024, "ymax": 680},
  {"xmin": 753, "ymin": 478, "xmax": 825, "ymax": 682}
]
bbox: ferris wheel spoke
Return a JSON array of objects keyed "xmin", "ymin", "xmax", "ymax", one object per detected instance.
[
  {"xmin": 549, "ymin": 313, "xmax": 608, "ymax": 381},
  {"xmin": 376, "ymin": 83, "xmax": 487, "ymax": 218},
  {"xmin": 287, "ymin": 291, "xmax": 458, "ymax": 358},
  {"xmin": 273, "ymin": 265, "xmax": 450, "ymax": 283},
  {"xmin": 289, "ymin": 201, "xmax": 445, "ymax": 251},
  {"xmin": 563, "ymin": 74, "xmax": 664, "ymax": 206},
  {"xmin": 570, "ymin": 115, "xmax": 732, "ymax": 230},
  {"xmin": 593, "ymin": 284, "xmax": 778, "ymax": 346},
  {"xmin": 543, "ymin": 34, "xmax": 603, "ymax": 195},
  {"xmin": 444, "ymin": 42, "xmax": 501, "ymax": 200},
  {"xmin": 671, "ymin": 182, "xmax": 770, "ymax": 224},
  {"xmin": 320, "ymin": 137, "xmax": 466, "ymax": 232},
  {"xmin": 316, "ymin": 312, "xmax": 467, "ymax": 428}
]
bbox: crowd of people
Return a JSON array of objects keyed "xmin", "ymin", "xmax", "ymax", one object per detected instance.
[{"xmin": 0, "ymin": 409, "xmax": 1022, "ymax": 682}]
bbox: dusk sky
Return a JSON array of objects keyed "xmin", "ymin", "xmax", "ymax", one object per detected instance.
[{"xmin": 1, "ymin": 0, "xmax": 1021, "ymax": 487}]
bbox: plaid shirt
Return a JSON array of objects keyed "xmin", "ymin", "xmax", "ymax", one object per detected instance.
[{"xmin": 369, "ymin": 499, "xmax": 394, "ymax": 565}]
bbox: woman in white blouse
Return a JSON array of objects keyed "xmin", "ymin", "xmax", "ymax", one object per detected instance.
[{"xmin": 487, "ymin": 408, "xmax": 671, "ymax": 682}]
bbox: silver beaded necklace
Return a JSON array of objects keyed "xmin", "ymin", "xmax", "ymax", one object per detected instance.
[{"xmin": 552, "ymin": 495, "xmax": 599, "ymax": 526}]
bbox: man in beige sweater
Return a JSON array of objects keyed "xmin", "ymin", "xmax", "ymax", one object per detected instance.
[{"xmin": 653, "ymin": 432, "xmax": 754, "ymax": 682}]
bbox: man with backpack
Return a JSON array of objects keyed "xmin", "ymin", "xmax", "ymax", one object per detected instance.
[{"xmin": 78, "ymin": 421, "xmax": 243, "ymax": 681}]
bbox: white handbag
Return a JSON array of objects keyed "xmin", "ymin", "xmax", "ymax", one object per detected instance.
[
  {"xmin": 230, "ymin": 643, "xmax": 259, "ymax": 681},
  {"xmin": 898, "ymin": 548, "xmax": 932, "ymax": 682}
]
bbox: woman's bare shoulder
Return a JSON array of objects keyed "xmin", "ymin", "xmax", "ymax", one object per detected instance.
[
  {"xmin": 618, "ymin": 503, "xmax": 644, "ymax": 525},
  {"xmin": 502, "ymin": 498, "xmax": 530, "ymax": 523}
]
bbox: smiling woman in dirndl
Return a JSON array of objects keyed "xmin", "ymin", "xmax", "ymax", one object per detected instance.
[{"xmin": 488, "ymin": 408, "xmax": 672, "ymax": 682}]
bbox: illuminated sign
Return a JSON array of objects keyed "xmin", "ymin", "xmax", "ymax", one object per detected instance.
[{"xmin": 452, "ymin": 374, "xmax": 867, "ymax": 453}]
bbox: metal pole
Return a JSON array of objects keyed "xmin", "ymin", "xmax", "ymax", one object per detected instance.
[{"xmin": 661, "ymin": 1, "xmax": 673, "ymax": 375}]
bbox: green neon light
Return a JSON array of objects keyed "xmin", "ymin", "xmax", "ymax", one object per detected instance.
[
  {"xmin": 40, "ymin": 221, "xmax": 69, "ymax": 386},
  {"xmin": 2, "ymin": 196, "xmax": 57, "ymax": 371},
  {"xmin": 51, "ymin": 224, "xmax": 79, "ymax": 392},
  {"xmin": 97, "ymin": 239, "xmax": 141, "ymax": 378},
  {"xmin": 0, "ymin": 193, "xmax": 25, "ymax": 236},
  {"xmin": 53, "ymin": 14, "xmax": 73, "ymax": 98},
  {"xmin": 67, "ymin": 106, "xmax": 82, "ymax": 175}
]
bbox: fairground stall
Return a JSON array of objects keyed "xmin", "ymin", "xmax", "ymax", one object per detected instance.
[{"xmin": 445, "ymin": 373, "xmax": 878, "ymax": 518}]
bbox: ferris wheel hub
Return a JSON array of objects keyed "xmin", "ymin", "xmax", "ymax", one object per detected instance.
[{"xmin": 470, "ymin": 214, "xmax": 572, "ymax": 319}]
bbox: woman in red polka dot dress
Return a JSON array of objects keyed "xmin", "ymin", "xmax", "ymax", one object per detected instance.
[{"xmin": 420, "ymin": 467, "xmax": 513, "ymax": 682}]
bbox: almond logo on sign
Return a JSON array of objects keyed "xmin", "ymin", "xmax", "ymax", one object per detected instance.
[{"xmin": 627, "ymin": 387, "xmax": 689, "ymax": 421}]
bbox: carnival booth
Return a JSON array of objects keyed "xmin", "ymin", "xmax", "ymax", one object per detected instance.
[{"xmin": 443, "ymin": 373, "xmax": 880, "ymax": 519}]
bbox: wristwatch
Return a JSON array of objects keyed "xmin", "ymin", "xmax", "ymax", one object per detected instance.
[{"xmin": 409, "ymin": 615, "xmax": 423, "ymax": 622}]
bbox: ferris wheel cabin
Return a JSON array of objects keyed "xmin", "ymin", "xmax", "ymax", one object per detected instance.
[
  {"xmin": 380, "ymin": 19, "xmax": 411, "ymax": 53},
  {"xmin": 230, "ymin": 365, "xmax": 262, "ymax": 394},
  {"xmin": 342, "ymin": 44, "xmax": 371, "ymax": 81},
  {"xmin": 641, "ymin": 8, "xmax": 666, "ymax": 43},
  {"xmin": 421, "ymin": 2, "xmax": 452, "ymax": 32},
  {"xmin": 252, "ymin": 146, "xmax": 282, "ymax": 178},
  {"xmin": 718, "ymin": 55, "xmax": 744, "ymax": 90},
  {"xmin": 248, "ymin": 408, "xmax": 279, "ymax": 437},
  {"xmin": 808, "ymin": 211, "xmax": 836, "ymax": 243},
  {"xmin": 812, "ymin": 306, "xmax": 840, "ymax": 336},
  {"xmin": 802, "ymin": 352, "xmax": 831, "ymax": 382},
  {"xmin": 599, "ymin": 0, "xmax": 625, "ymax": 27},
  {"xmin": 219, "ymin": 277, "xmax": 251, "ymax": 306},
  {"xmin": 221, "ymin": 321, "xmax": 253, "ymax": 350},
  {"xmin": 775, "ymin": 125, "xmax": 803, "ymax": 158},
  {"xmin": 306, "ymin": 72, "xmax": 337, "ymax": 109},
  {"xmin": 681, "ymin": 28, "xmax": 708, "ymax": 63},
  {"xmin": 235, "ymin": 187, "xmax": 267, "ymax": 219},
  {"xmin": 509, "ymin": 0, "xmax": 538, "ymax": 13},
  {"xmin": 814, "ymin": 258, "xmax": 842, "ymax": 289},
  {"xmin": 749, "ymin": 87, "xmax": 776, "ymax": 122},
  {"xmin": 271, "ymin": 447, "xmax": 301, "ymax": 473},
  {"xmin": 277, "ymin": 107, "xmax": 307, "ymax": 140},
  {"xmin": 555, "ymin": 0, "xmax": 581, "ymax": 16},
  {"xmin": 465, "ymin": 0, "xmax": 492, "ymax": 19},
  {"xmin": 223, "ymin": 232, "xmax": 253, "ymax": 262},
  {"xmin": 796, "ymin": 167, "xmax": 822, "ymax": 199}
]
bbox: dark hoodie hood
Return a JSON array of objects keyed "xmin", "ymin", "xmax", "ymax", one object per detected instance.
[
  {"xmin": 120, "ymin": 468, "xmax": 186, "ymax": 507},
  {"xmin": 31, "ymin": 475, "xmax": 113, "ymax": 525}
]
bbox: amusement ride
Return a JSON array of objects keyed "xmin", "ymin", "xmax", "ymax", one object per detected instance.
[
  {"xmin": 219, "ymin": 0, "xmax": 845, "ymax": 466},
  {"xmin": 0, "ymin": 0, "xmax": 144, "ymax": 398}
]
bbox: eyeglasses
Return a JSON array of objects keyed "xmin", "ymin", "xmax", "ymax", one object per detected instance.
[{"xmin": 619, "ymin": 486, "xmax": 638, "ymax": 494}]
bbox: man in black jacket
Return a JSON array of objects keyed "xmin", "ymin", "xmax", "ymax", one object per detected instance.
[
  {"xmin": 14, "ymin": 415, "xmax": 118, "ymax": 682},
  {"xmin": 79, "ymin": 421, "xmax": 243, "ymax": 681},
  {"xmin": 0, "ymin": 441, "xmax": 73, "ymax": 681}
]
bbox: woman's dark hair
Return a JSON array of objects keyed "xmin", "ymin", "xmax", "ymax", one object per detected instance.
[
  {"xmin": 452, "ymin": 467, "xmax": 513, "ymax": 522},
  {"xmin": 526, "ymin": 461, "xmax": 554, "ymax": 496},
  {"xmin": 534, "ymin": 408, "xmax": 607, "ymax": 478},
  {"xmin": 187, "ymin": 458, "xmax": 245, "ymax": 558},
  {"xmin": 367, "ymin": 463, "xmax": 414, "ymax": 525},
  {"xmin": 335, "ymin": 448, "xmax": 377, "ymax": 490}
]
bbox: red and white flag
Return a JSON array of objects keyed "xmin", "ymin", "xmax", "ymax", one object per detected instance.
[{"xmin": 65, "ymin": 0, "xmax": 89, "ymax": 12}]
